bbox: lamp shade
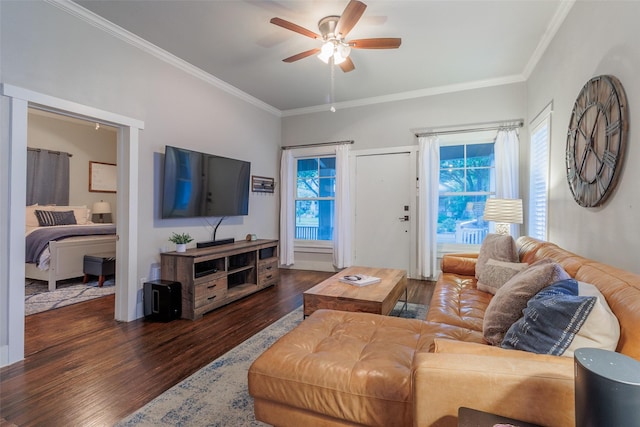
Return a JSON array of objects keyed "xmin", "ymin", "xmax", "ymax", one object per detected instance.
[
  {"xmin": 574, "ymin": 348, "xmax": 640, "ymax": 427},
  {"xmin": 483, "ymin": 198, "xmax": 523, "ymax": 224},
  {"xmin": 92, "ymin": 201, "xmax": 112, "ymax": 214}
]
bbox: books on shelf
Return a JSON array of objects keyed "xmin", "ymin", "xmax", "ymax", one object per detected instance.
[{"xmin": 339, "ymin": 274, "xmax": 381, "ymax": 287}]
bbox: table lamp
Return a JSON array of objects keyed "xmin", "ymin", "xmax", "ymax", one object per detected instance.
[
  {"xmin": 574, "ymin": 347, "xmax": 640, "ymax": 427},
  {"xmin": 483, "ymin": 198, "xmax": 523, "ymax": 235},
  {"xmin": 92, "ymin": 200, "xmax": 111, "ymax": 223}
]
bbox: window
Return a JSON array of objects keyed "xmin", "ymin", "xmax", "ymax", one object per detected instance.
[
  {"xmin": 295, "ymin": 156, "xmax": 336, "ymax": 241},
  {"xmin": 529, "ymin": 103, "xmax": 552, "ymax": 241},
  {"xmin": 438, "ymin": 140, "xmax": 495, "ymax": 244}
]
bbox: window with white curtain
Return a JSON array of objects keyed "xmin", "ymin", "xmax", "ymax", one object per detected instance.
[
  {"xmin": 528, "ymin": 103, "xmax": 552, "ymax": 241},
  {"xmin": 295, "ymin": 156, "xmax": 336, "ymax": 241},
  {"xmin": 437, "ymin": 132, "xmax": 496, "ymax": 246}
]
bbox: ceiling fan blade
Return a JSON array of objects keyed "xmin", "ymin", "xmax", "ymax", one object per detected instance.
[
  {"xmin": 270, "ymin": 17, "xmax": 320, "ymax": 39},
  {"xmin": 339, "ymin": 57, "xmax": 355, "ymax": 73},
  {"xmin": 283, "ymin": 48, "xmax": 321, "ymax": 63},
  {"xmin": 350, "ymin": 38, "xmax": 402, "ymax": 49},
  {"xmin": 335, "ymin": 0, "xmax": 367, "ymax": 38}
]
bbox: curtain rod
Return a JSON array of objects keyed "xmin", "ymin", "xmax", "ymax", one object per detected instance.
[
  {"xmin": 415, "ymin": 120, "xmax": 523, "ymax": 138},
  {"xmin": 27, "ymin": 147, "xmax": 73, "ymax": 157},
  {"xmin": 281, "ymin": 140, "xmax": 354, "ymax": 150}
]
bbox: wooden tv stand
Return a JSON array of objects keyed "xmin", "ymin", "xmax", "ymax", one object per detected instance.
[{"xmin": 160, "ymin": 239, "xmax": 279, "ymax": 320}]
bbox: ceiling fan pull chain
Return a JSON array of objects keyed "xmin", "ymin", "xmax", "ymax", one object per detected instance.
[{"xmin": 330, "ymin": 59, "xmax": 336, "ymax": 112}]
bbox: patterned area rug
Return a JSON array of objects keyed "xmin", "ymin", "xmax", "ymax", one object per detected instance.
[
  {"xmin": 25, "ymin": 278, "xmax": 115, "ymax": 316},
  {"xmin": 116, "ymin": 301, "xmax": 428, "ymax": 427}
]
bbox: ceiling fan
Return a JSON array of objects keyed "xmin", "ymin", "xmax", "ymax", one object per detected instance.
[{"xmin": 270, "ymin": 0, "xmax": 401, "ymax": 73}]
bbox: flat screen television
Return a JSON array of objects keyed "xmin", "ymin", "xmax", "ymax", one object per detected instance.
[{"xmin": 162, "ymin": 145, "xmax": 250, "ymax": 219}]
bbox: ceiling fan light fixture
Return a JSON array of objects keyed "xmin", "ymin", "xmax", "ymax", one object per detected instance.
[
  {"xmin": 333, "ymin": 43, "xmax": 350, "ymax": 64},
  {"xmin": 317, "ymin": 41, "xmax": 334, "ymax": 63},
  {"xmin": 337, "ymin": 43, "xmax": 351, "ymax": 58}
]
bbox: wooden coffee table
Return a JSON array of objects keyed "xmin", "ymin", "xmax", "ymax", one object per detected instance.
[{"xmin": 303, "ymin": 266, "xmax": 407, "ymax": 317}]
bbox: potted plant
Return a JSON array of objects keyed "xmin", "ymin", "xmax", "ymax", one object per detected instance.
[{"xmin": 169, "ymin": 232, "xmax": 193, "ymax": 253}]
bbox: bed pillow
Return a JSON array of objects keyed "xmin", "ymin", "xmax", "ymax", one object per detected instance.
[
  {"xmin": 28, "ymin": 205, "xmax": 91, "ymax": 225},
  {"xmin": 51, "ymin": 205, "xmax": 91, "ymax": 225},
  {"xmin": 483, "ymin": 258, "xmax": 571, "ymax": 346},
  {"xmin": 35, "ymin": 209, "xmax": 77, "ymax": 226},
  {"xmin": 477, "ymin": 259, "xmax": 528, "ymax": 294},
  {"xmin": 26, "ymin": 204, "xmax": 40, "ymax": 227},
  {"xmin": 475, "ymin": 233, "xmax": 518, "ymax": 281},
  {"xmin": 501, "ymin": 279, "xmax": 620, "ymax": 357}
]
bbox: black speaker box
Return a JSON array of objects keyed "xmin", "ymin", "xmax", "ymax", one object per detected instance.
[{"xmin": 144, "ymin": 280, "xmax": 182, "ymax": 321}]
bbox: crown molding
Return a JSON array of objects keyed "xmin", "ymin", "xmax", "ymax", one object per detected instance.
[
  {"xmin": 522, "ymin": 0, "xmax": 576, "ymax": 79},
  {"xmin": 46, "ymin": 0, "xmax": 282, "ymax": 117},
  {"xmin": 282, "ymin": 74, "xmax": 526, "ymax": 117},
  {"xmin": 47, "ymin": 0, "xmax": 571, "ymax": 119}
]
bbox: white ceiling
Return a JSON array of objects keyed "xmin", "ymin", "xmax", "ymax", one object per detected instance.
[{"xmin": 75, "ymin": 0, "xmax": 572, "ymax": 114}]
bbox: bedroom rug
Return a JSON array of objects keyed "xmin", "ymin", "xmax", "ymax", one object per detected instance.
[
  {"xmin": 25, "ymin": 278, "xmax": 115, "ymax": 316},
  {"xmin": 115, "ymin": 301, "xmax": 429, "ymax": 427}
]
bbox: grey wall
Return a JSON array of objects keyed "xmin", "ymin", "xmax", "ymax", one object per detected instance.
[
  {"xmin": 283, "ymin": 83, "xmax": 527, "ymax": 150},
  {"xmin": 526, "ymin": 1, "xmax": 640, "ymax": 273}
]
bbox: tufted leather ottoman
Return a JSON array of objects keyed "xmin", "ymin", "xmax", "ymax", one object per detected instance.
[{"xmin": 248, "ymin": 309, "xmax": 484, "ymax": 427}]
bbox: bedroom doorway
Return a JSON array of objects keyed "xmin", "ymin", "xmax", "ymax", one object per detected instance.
[
  {"xmin": 24, "ymin": 109, "xmax": 118, "ymax": 316},
  {"xmin": 2, "ymin": 84, "xmax": 144, "ymax": 366}
]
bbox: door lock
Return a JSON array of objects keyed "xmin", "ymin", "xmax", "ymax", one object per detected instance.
[{"xmin": 399, "ymin": 215, "xmax": 409, "ymax": 221}]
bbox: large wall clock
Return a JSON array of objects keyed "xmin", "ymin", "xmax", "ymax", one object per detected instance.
[{"xmin": 566, "ymin": 75, "xmax": 628, "ymax": 207}]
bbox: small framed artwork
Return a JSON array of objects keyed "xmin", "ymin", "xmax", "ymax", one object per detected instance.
[
  {"xmin": 252, "ymin": 176, "xmax": 275, "ymax": 193},
  {"xmin": 89, "ymin": 161, "xmax": 117, "ymax": 193}
]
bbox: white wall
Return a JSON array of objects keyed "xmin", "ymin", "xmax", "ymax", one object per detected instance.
[
  {"xmin": 1, "ymin": 1, "xmax": 281, "ymax": 365},
  {"xmin": 526, "ymin": 1, "xmax": 640, "ymax": 273}
]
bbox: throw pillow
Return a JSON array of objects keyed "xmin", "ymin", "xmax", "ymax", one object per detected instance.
[
  {"xmin": 35, "ymin": 209, "xmax": 77, "ymax": 226},
  {"xmin": 475, "ymin": 233, "xmax": 518, "ymax": 281},
  {"xmin": 483, "ymin": 258, "xmax": 570, "ymax": 346},
  {"xmin": 501, "ymin": 279, "xmax": 620, "ymax": 357},
  {"xmin": 477, "ymin": 259, "xmax": 528, "ymax": 294}
]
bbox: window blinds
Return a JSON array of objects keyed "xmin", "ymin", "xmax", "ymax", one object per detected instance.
[{"xmin": 528, "ymin": 107, "xmax": 551, "ymax": 241}]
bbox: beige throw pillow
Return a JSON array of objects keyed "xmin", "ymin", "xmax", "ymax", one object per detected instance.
[
  {"xmin": 483, "ymin": 258, "xmax": 571, "ymax": 346},
  {"xmin": 475, "ymin": 233, "xmax": 518, "ymax": 281},
  {"xmin": 477, "ymin": 259, "xmax": 528, "ymax": 294}
]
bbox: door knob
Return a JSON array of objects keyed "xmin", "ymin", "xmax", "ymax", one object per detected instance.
[{"xmin": 399, "ymin": 215, "xmax": 409, "ymax": 221}]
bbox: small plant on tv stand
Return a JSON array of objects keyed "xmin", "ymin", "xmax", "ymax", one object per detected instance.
[{"xmin": 169, "ymin": 232, "xmax": 193, "ymax": 252}]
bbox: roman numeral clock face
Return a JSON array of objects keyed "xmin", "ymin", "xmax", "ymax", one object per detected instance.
[{"xmin": 566, "ymin": 75, "xmax": 628, "ymax": 207}]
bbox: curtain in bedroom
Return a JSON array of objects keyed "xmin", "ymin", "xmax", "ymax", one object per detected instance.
[
  {"xmin": 417, "ymin": 136, "xmax": 440, "ymax": 279},
  {"xmin": 26, "ymin": 149, "xmax": 70, "ymax": 206},
  {"xmin": 332, "ymin": 144, "xmax": 352, "ymax": 268},
  {"xmin": 494, "ymin": 128, "xmax": 521, "ymax": 237}
]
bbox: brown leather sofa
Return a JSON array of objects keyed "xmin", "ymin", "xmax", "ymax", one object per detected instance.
[{"xmin": 248, "ymin": 237, "xmax": 640, "ymax": 426}]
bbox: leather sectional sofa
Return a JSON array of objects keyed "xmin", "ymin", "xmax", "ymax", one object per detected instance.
[{"xmin": 248, "ymin": 236, "xmax": 640, "ymax": 426}]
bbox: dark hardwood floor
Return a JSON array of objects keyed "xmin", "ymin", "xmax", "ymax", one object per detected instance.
[{"xmin": 0, "ymin": 269, "xmax": 434, "ymax": 426}]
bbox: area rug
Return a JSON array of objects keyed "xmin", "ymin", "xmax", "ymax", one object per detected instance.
[
  {"xmin": 116, "ymin": 301, "xmax": 428, "ymax": 427},
  {"xmin": 25, "ymin": 278, "xmax": 115, "ymax": 316}
]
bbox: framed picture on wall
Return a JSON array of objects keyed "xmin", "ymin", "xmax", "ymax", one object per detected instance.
[{"xmin": 89, "ymin": 161, "xmax": 117, "ymax": 193}]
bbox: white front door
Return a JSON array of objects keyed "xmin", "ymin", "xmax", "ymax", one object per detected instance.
[{"xmin": 353, "ymin": 150, "xmax": 415, "ymax": 275}]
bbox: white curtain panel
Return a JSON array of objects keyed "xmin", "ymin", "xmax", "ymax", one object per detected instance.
[
  {"xmin": 418, "ymin": 136, "xmax": 440, "ymax": 279},
  {"xmin": 332, "ymin": 144, "xmax": 352, "ymax": 268},
  {"xmin": 494, "ymin": 128, "xmax": 521, "ymax": 237},
  {"xmin": 279, "ymin": 150, "xmax": 295, "ymax": 266}
]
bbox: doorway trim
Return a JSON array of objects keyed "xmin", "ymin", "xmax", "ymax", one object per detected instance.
[{"xmin": 1, "ymin": 84, "xmax": 144, "ymax": 366}]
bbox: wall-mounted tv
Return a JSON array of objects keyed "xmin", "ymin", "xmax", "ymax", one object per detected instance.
[{"xmin": 162, "ymin": 145, "xmax": 250, "ymax": 219}]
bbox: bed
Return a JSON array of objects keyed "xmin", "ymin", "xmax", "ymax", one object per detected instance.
[{"xmin": 25, "ymin": 204, "xmax": 117, "ymax": 291}]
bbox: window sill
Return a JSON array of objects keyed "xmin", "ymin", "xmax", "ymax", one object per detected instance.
[
  {"xmin": 437, "ymin": 242, "xmax": 481, "ymax": 257},
  {"xmin": 294, "ymin": 240, "xmax": 333, "ymax": 254}
]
